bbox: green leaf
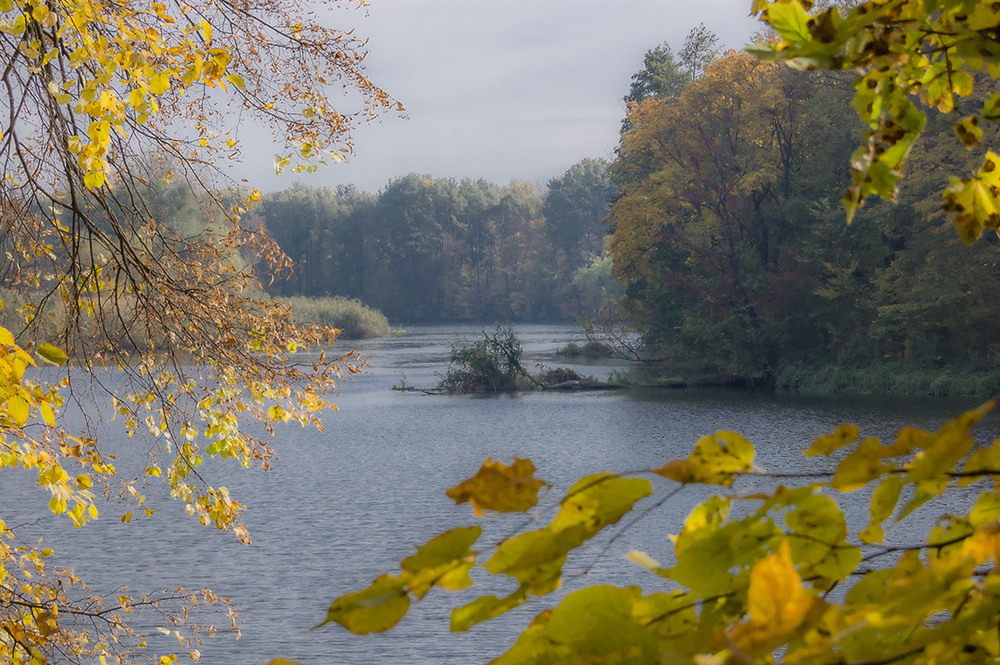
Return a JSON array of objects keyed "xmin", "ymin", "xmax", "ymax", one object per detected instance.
[
  {"xmin": 765, "ymin": 1, "xmax": 813, "ymax": 43},
  {"xmin": 36, "ymin": 342, "xmax": 68, "ymax": 366},
  {"xmin": 667, "ymin": 516, "xmax": 781, "ymax": 596},
  {"xmin": 490, "ymin": 586, "xmax": 667, "ymax": 665},
  {"xmin": 451, "ymin": 586, "xmax": 529, "ymax": 632},
  {"xmin": 551, "ymin": 473, "xmax": 653, "ymax": 537},
  {"xmin": 969, "ymin": 492, "xmax": 1000, "ymax": 528},
  {"xmin": 401, "ymin": 526, "xmax": 481, "ymax": 572},
  {"xmin": 321, "ymin": 574, "xmax": 410, "ymax": 634}
]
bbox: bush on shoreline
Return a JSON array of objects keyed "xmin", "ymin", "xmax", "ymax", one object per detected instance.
[{"xmin": 281, "ymin": 296, "xmax": 391, "ymax": 340}]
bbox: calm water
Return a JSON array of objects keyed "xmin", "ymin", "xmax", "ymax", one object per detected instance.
[{"xmin": 3, "ymin": 324, "xmax": 998, "ymax": 664}]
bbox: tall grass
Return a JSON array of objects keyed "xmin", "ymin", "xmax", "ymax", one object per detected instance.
[
  {"xmin": 281, "ymin": 296, "xmax": 391, "ymax": 340},
  {"xmin": 775, "ymin": 361, "xmax": 1000, "ymax": 397}
]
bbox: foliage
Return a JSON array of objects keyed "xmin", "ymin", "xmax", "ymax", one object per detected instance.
[
  {"xmin": 751, "ymin": 0, "xmax": 1000, "ymax": 241},
  {"xmin": 610, "ymin": 50, "xmax": 848, "ymax": 382},
  {"xmin": 0, "ymin": 0, "xmax": 392, "ymax": 659},
  {"xmin": 320, "ymin": 6, "xmax": 1000, "ymax": 665},
  {"xmin": 542, "ymin": 158, "xmax": 617, "ymax": 271},
  {"xmin": 555, "ymin": 340, "xmax": 614, "ymax": 359},
  {"xmin": 257, "ymin": 166, "xmax": 620, "ymax": 323},
  {"xmin": 439, "ymin": 326, "xmax": 528, "ymax": 393},
  {"xmin": 608, "ymin": 38, "xmax": 1000, "ymax": 389},
  {"xmin": 536, "ymin": 367, "xmax": 586, "ymax": 385},
  {"xmin": 280, "ymin": 295, "xmax": 391, "ymax": 340},
  {"xmin": 325, "ymin": 402, "xmax": 1000, "ymax": 665},
  {"xmin": 623, "ymin": 42, "xmax": 688, "ymax": 105},
  {"xmin": 678, "ymin": 23, "xmax": 720, "ymax": 81}
]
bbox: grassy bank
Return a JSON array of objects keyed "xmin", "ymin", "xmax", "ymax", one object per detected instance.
[
  {"xmin": 774, "ymin": 361, "xmax": 1000, "ymax": 397},
  {"xmin": 281, "ymin": 296, "xmax": 391, "ymax": 340}
]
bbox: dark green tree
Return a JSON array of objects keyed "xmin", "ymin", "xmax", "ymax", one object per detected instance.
[
  {"xmin": 624, "ymin": 43, "xmax": 688, "ymax": 104},
  {"xmin": 542, "ymin": 158, "xmax": 617, "ymax": 270}
]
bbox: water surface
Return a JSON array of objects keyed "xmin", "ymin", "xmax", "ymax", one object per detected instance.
[{"xmin": 3, "ymin": 324, "xmax": 996, "ymax": 664}]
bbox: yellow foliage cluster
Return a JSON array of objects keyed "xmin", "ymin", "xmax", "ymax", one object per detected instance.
[{"xmin": 0, "ymin": 0, "xmax": 391, "ymax": 661}]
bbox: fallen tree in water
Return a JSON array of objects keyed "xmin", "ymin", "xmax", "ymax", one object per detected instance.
[{"xmin": 432, "ymin": 327, "xmax": 625, "ymax": 394}]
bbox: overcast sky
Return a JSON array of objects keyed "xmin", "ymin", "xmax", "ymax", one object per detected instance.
[{"xmin": 230, "ymin": 0, "xmax": 761, "ymax": 193}]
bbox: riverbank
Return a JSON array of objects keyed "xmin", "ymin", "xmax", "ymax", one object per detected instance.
[{"xmin": 623, "ymin": 361, "xmax": 1000, "ymax": 398}]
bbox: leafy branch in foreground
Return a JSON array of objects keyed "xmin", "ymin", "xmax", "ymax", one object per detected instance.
[
  {"xmin": 751, "ymin": 0, "xmax": 1000, "ymax": 242},
  {"xmin": 0, "ymin": 0, "xmax": 396, "ymax": 660},
  {"xmin": 324, "ymin": 402, "xmax": 1000, "ymax": 664}
]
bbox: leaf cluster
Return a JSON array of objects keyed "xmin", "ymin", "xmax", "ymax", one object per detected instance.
[{"xmin": 752, "ymin": 0, "xmax": 1000, "ymax": 241}]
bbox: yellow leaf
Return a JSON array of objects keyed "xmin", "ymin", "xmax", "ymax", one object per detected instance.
[
  {"xmin": 84, "ymin": 171, "xmax": 105, "ymax": 190},
  {"xmin": 31, "ymin": 5, "xmax": 49, "ymax": 23},
  {"xmin": 654, "ymin": 431, "xmax": 755, "ymax": 486},
  {"xmin": 199, "ymin": 18, "xmax": 212, "ymax": 43},
  {"xmin": 39, "ymin": 401, "xmax": 55, "ymax": 427},
  {"xmin": 148, "ymin": 72, "xmax": 170, "ymax": 95},
  {"xmin": 7, "ymin": 393, "xmax": 29, "ymax": 426},
  {"xmin": 446, "ymin": 458, "xmax": 548, "ymax": 515},
  {"xmin": 732, "ymin": 539, "xmax": 822, "ymax": 655},
  {"xmin": 129, "ymin": 88, "xmax": 145, "ymax": 109},
  {"xmin": 805, "ymin": 423, "xmax": 860, "ymax": 457}
]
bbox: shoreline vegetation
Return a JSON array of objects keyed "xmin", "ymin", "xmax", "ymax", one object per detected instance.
[
  {"xmin": 280, "ymin": 296, "xmax": 391, "ymax": 340},
  {"xmin": 412, "ymin": 326, "xmax": 1000, "ymax": 398},
  {"xmin": 7, "ymin": 285, "xmax": 992, "ymax": 397}
]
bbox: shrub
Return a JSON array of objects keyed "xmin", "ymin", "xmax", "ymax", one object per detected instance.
[
  {"xmin": 538, "ymin": 367, "xmax": 584, "ymax": 385},
  {"xmin": 439, "ymin": 326, "xmax": 525, "ymax": 393},
  {"xmin": 556, "ymin": 339, "xmax": 614, "ymax": 359}
]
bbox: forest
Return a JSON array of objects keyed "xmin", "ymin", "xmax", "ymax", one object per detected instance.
[
  {"xmin": 252, "ymin": 160, "xmax": 619, "ymax": 323},
  {"xmin": 255, "ymin": 38, "xmax": 1000, "ymax": 392}
]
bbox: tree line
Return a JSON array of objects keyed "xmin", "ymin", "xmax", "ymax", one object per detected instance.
[
  {"xmin": 255, "ymin": 22, "xmax": 1000, "ymax": 393},
  {"xmin": 607, "ymin": 41, "xmax": 1000, "ymax": 387},
  {"xmin": 253, "ymin": 161, "xmax": 619, "ymax": 323}
]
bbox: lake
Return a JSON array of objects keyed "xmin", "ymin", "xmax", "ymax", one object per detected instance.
[{"xmin": 2, "ymin": 323, "xmax": 997, "ymax": 664}]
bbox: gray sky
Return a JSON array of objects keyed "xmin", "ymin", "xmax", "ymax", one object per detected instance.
[{"xmin": 230, "ymin": 0, "xmax": 761, "ymax": 193}]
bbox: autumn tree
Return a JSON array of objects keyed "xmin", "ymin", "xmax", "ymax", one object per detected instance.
[
  {"xmin": 0, "ymin": 0, "xmax": 397, "ymax": 661},
  {"xmin": 609, "ymin": 51, "xmax": 850, "ymax": 382}
]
